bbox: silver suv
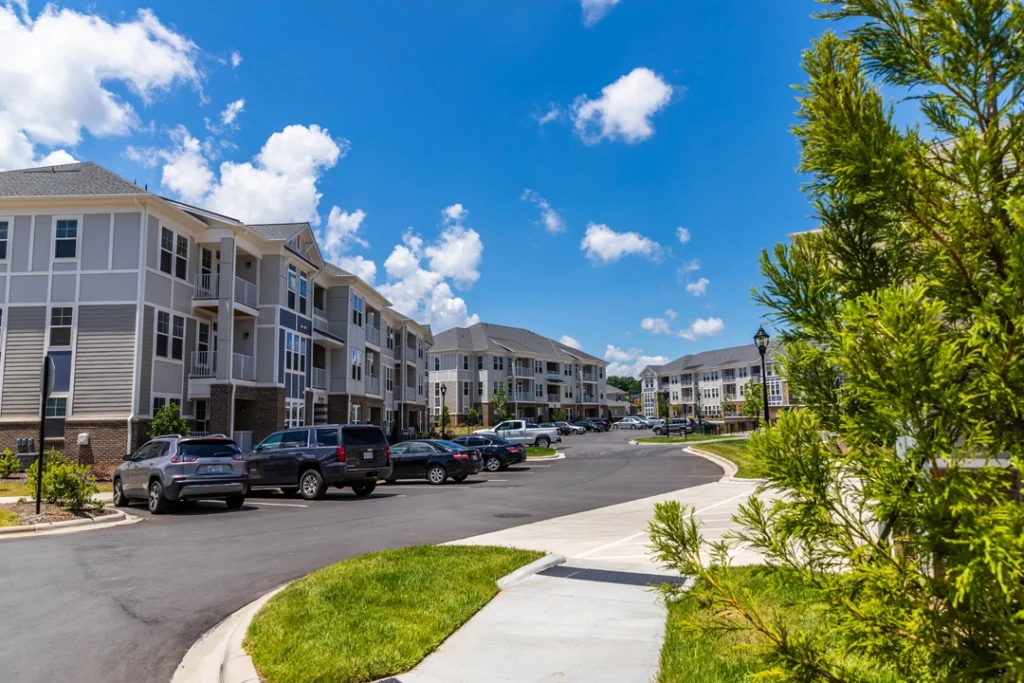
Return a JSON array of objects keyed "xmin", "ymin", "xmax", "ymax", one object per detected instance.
[{"xmin": 112, "ymin": 435, "xmax": 248, "ymax": 514}]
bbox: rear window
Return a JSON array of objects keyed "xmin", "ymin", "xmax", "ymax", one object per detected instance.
[
  {"xmin": 342, "ymin": 426, "xmax": 387, "ymax": 448},
  {"xmin": 178, "ymin": 440, "xmax": 241, "ymax": 458},
  {"xmin": 315, "ymin": 429, "xmax": 339, "ymax": 446}
]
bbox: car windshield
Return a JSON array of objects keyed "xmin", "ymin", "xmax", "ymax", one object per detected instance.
[
  {"xmin": 342, "ymin": 427, "xmax": 385, "ymax": 447},
  {"xmin": 432, "ymin": 440, "xmax": 465, "ymax": 451},
  {"xmin": 178, "ymin": 440, "xmax": 240, "ymax": 457}
]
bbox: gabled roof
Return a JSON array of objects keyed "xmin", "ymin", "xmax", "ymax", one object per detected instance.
[
  {"xmin": 430, "ymin": 323, "xmax": 606, "ymax": 365},
  {"xmin": 0, "ymin": 161, "xmax": 148, "ymax": 197},
  {"xmin": 247, "ymin": 222, "xmax": 309, "ymax": 241},
  {"xmin": 640, "ymin": 342, "xmax": 782, "ymax": 377}
]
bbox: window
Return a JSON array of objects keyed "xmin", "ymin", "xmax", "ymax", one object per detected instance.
[
  {"xmin": 0, "ymin": 219, "xmax": 7, "ymax": 259},
  {"xmin": 45, "ymin": 396, "xmax": 67, "ymax": 438},
  {"xmin": 285, "ymin": 331, "xmax": 307, "ymax": 374},
  {"xmin": 386, "ymin": 326, "xmax": 394, "ymax": 350},
  {"xmin": 463, "ymin": 355, "xmax": 469, "ymax": 370},
  {"xmin": 535, "ymin": 360, "xmax": 543, "ymax": 374},
  {"xmin": 463, "ymin": 381, "xmax": 469, "ymax": 396},
  {"xmin": 49, "ymin": 307, "xmax": 72, "ymax": 347},
  {"xmin": 156, "ymin": 311, "xmax": 169, "ymax": 358},
  {"xmin": 386, "ymin": 367, "xmax": 394, "ymax": 392},
  {"xmin": 352, "ymin": 294, "xmax": 364, "ymax": 326},
  {"xmin": 434, "ymin": 356, "xmax": 440, "ymax": 371},
  {"xmin": 152, "ymin": 396, "xmax": 181, "ymax": 415},
  {"xmin": 478, "ymin": 381, "xmax": 483, "ymax": 396},
  {"xmin": 599, "ymin": 369, "xmax": 604, "ymax": 379},
  {"xmin": 315, "ymin": 428, "xmax": 338, "ymax": 446},
  {"xmin": 299, "ymin": 272, "xmax": 308, "ymax": 315},
  {"xmin": 287, "ymin": 264, "xmax": 298, "ymax": 310},
  {"xmin": 477, "ymin": 355, "xmax": 483, "ymax": 370},
  {"xmin": 156, "ymin": 311, "xmax": 184, "ymax": 360},
  {"xmin": 285, "ymin": 402, "xmax": 306, "ymax": 429},
  {"xmin": 175, "ymin": 234, "xmax": 188, "ymax": 279},
  {"xmin": 172, "ymin": 315, "xmax": 184, "ymax": 360},
  {"xmin": 160, "ymin": 227, "xmax": 174, "ymax": 275},
  {"xmin": 194, "ymin": 400, "xmax": 208, "ymax": 434},
  {"xmin": 351, "ymin": 349, "xmax": 363, "ymax": 380},
  {"xmin": 54, "ymin": 218, "xmax": 77, "ymax": 259},
  {"xmin": 45, "ymin": 397, "xmax": 67, "ymax": 417},
  {"xmin": 493, "ymin": 381, "xmax": 499, "ymax": 394}
]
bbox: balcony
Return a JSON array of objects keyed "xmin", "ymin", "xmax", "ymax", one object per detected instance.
[
  {"xmin": 405, "ymin": 387, "xmax": 416, "ymax": 402},
  {"xmin": 582, "ymin": 395, "xmax": 598, "ymax": 404},
  {"xmin": 313, "ymin": 315, "xmax": 329, "ymax": 334},
  {"xmin": 190, "ymin": 351, "xmax": 216, "ymax": 378},
  {"xmin": 514, "ymin": 365, "xmax": 534, "ymax": 377},
  {"xmin": 234, "ymin": 277, "xmax": 258, "ymax": 309},
  {"xmin": 232, "ymin": 353, "xmax": 255, "ymax": 381},
  {"xmin": 367, "ymin": 326, "xmax": 382, "ymax": 347},
  {"xmin": 514, "ymin": 392, "xmax": 534, "ymax": 402},
  {"xmin": 311, "ymin": 367, "xmax": 327, "ymax": 389},
  {"xmin": 546, "ymin": 395, "xmax": 561, "ymax": 403},
  {"xmin": 366, "ymin": 376, "xmax": 381, "ymax": 395},
  {"xmin": 582, "ymin": 372, "xmax": 597, "ymax": 382},
  {"xmin": 546, "ymin": 370, "xmax": 561, "ymax": 380},
  {"xmin": 194, "ymin": 273, "xmax": 219, "ymax": 300},
  {"xmin": 313, "ymin": 306, "xmax": 327, "ymax": 321}
]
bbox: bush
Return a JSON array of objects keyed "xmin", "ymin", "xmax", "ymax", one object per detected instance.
[
  {"xmin": 0, "ymin": 448, "xmax": 20, "ymax": 478},
  {"xmin": 26, "ymin": 449, "xmax": 98, "ymax": 511},
  {"xmin": 88, "ymin": 461, "xmax": 118, "ymax": 483},
  {"xmin": 150, "ymin": 402, "xmax": 190, "ymax": 438}
]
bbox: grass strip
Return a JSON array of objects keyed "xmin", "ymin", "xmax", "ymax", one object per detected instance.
[
  {"xmin": 526, "ymin": 446, "xmax": 556, "ymax": 457},
  {"xmin": 686, "ymin": 439, "xmax": 758, "ymax": 478},
  {"xmin": 0, "ymin": 481, "xmax": 112, "ymax": 498},
  {"xmin": 246, "ymin": 544, "xmax": 543, "ymax": 683}
]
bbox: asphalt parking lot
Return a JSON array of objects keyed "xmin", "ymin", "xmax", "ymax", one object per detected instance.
[{"xmin": 0, "ymin": 429, "xmax": 721, "ymax": 683}]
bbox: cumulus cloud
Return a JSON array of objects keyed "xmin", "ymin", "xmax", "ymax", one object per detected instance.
[
  {"xmin": 521, "ymin": 189, "xmax": 566, "ymax": 234},
  {"xmin": 0, "ymin": 4, "xmax": 201, "ymax": 170},
  {"xmin": 679, "ymin": 316, "xmax": 725, "ymax": 341},
  {"xmin": 581, "ymin": 0, "xmax": 622, "ymax": 26},
  {"xmin": 571, "ymin": 68, "xmax": 673, "ymax": 145},
  {"xmin": 676, "ymin": 227, "xmax": 690, "ymax": 245},
  {"xmin": 337, "ymin": 255, "xmax": 376, "ymax": 285},
  {"xmin": 220, "ymin": 99, "xmax": 245, "ymax": 126},
  {"xmin": 230, "ymin": 50, "xmax": 242, "ymax": 68},
  {"xmin": 685, "ymin": 277, "xmax": 710, "ymax": 296},
  {"xmin": 375, "ymin": 207, "xmax": 484, "ymax": 332},
  {"xmin": 316, "ymin": 206, "xmax": 369, "ymax": 267},
  {"xmin": 560, "ymin": 335, "xmax": 582, "ymax": 350},
  {"xmin": 159, "ymin": 123, "xmax": 346, "ymax": 224},
  {"xmin": 604, "ymin": 344, "xmax": 669, "ymax": 378},
  {"xmin": 580, "ymin": 222, "xmax": 662, "ymax": 264},
  {"xmin": 534, "ymin": 104, "xmax": 561, "ymax": 126},
  {"xmin": 677, "ymin": 259, "xmax": 701, "ymax": 280}
]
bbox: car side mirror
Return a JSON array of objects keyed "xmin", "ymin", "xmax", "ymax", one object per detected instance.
[
  {"xmin": 252, "ymin": 444, "xmax": 262, "ymax": 452},
  {"xmin": 123, "ymin": 453, "xmax": 133, "ymax": 461}
]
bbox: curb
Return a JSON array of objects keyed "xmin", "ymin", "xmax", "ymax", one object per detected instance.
[
  {"xmin": 0, "ymin": 508, "xmax": 130, "ymax": 537},
  {"xmin": 685, "ymin": 446, "xmax": 738, "ymax": 480},
  {"xmin": 527, "ymin": 451, "xmax": 566, "ymax": 461},
  {"xmin": 496, "ymin": 552, "xmax": 566, "ymax": 589}
]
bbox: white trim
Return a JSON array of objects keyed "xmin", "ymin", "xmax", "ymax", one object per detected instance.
[
  {"xmin": 51, "ymin": 213, "xmax": 83, "ymax": 264},
  {"xmin": 8, "ymin": 268, "xmax": 140, "ymax": 276},
  {"xmin": 27, "ymin": 214, "xmax": 35, "ymax": 268},
  {"xmin": 0, "ymin": 214, "xmax": 11, "ymax": 263},
  {"xmin": 128, "ymin": 204, "xmax": 147, "ymax": 452},
  {"xmin": 157, "ymin": 220, "xmax": 191, "ymax": 284},
  {"xmin": 107, "ymin": 213, "xmax": 115, "ymax": 270}
]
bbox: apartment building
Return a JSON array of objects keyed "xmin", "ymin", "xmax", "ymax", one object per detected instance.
[
  {"xmin": 603, "ymin": 386, "xmax": 634, "ymax": 418},
  {"xmin": 428, "ymin": 323, "xmax": 609, "ymax": 425},
  {"xmin": 638, "ymin": 342, "xmax": 793, "ymax": 426},
  {"xmin": 0, "ymin": 161, "xmax": 431, "ymax": 462}
]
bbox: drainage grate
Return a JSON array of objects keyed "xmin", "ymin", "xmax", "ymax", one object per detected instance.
[
  {"xmin": 539, "ymin": 565, "xmax": 688, "ymax": 587},
  {"xmin": 494, "ymin": 512, "xmax": 532, "ymax": 519}
]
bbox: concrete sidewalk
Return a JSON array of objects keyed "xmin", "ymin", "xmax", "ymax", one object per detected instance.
[{"xmin": 396, "ymin": 476, "xmax": 766, "ymax": 682}]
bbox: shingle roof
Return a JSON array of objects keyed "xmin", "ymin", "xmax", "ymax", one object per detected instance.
[
  {"xmin": 0, "ymin": 161, "xmax": 147, "ymax": 197},
  {"xmin": 642, "ymin": 342, "xmax": 781, "ymax": 376},
  {"xmin": 247, "ymin": 223, "xmax": 309, "ymax": 241},
  {"xmin": 431, "ymin": 323, "xmax": 606, "ymax": 365}
]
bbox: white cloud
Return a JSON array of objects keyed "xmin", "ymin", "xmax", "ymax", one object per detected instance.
[
  {"xmin": 665, "ymin": 308, "xmax": 677, "ymax": 320},
  {"xmin": 571, "ymin": 68, "xmax": 673, "ymax": 145},
  {"xmin": 230, "ymin": 50, "xmax": 242, "ymax": 68},
  {"xmin": 640, "ymin": 309, "xmax": 678, "ymax": 336},
  {"xmin": 685, "ymin": 277, "xmax": 710, "ymax": 296},
  {"xmin": 678, "ymin": 317, "xmax": 725, "ymax": 341},
  {"xmin": 581, "ymin": 0, "xmax": 622, "ymax": 26},
  {"xmin": 676, "ymin": 227, "xmax": 690, "ymax": 245},
  {"xmin": 337, "ymin": 255, "xmax": 377, "ymax": 285},
  {"xmin": 220, "ymin": 99, "xmax": 245, "ymax": 126},
  {"xmin": 376, "ymin": 209, "xmax": 484, "ymax": 332},
  {"xmin": 580, "ymin": 222, "xmax": 662, "ymax": 264},
  {"xmin": 603, "ymin": 344, "xmax": 669, "ymax": 378},
  {"xmin": 0, "ymin": 4, "xmax": 201, "ymax": 170},
  {"xmin": 317, "ymin": 206, "xmax": 369, "ymax": 266},
  {"xmin": 677, "ymin": 259, "xmax": 701, "ymax": 279},
  {"xmin": 159, "ymin": 123, "xmax": 346, "ymax": 224},
  {"xmin": 560, "ymin": 335, "xmax": 582, "ymax": 349},
  {"xmin": 521, "ymin": 189, "xmax": 566, "ymax": 234},
  {"xmin": 534, "ymin": 104, "xmax": 561, "ymax": 126}
]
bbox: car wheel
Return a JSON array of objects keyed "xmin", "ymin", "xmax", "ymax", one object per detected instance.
[
  {"xmin": 427, "ymin": 464, "xmax": 447, "ymax": 485},
  {"xmin": 485, "ymin": 456, "xmax": 502, "ymax": 472},
  {"xmin": 299, "ymin": 470, "xmax": 326, "ymax": 500},
  {"xmin": 148, "ymin": 480, "xmax": 168, "ymax": 515},
  {"xmin": 352, "ymin": 482, "xmax": 376, "ymax": 496},
  {"xmin": 225, "ymin": 494, "xmax": 245, "ymax": 509},
  {"xmin": 536, "ymin": 437, "xmax": 550, "ymax": 448},
  {"xmin": 452, "ymin": 474, "xmax": 468, "ymax": 482},
  {"xmin": 112, "ymin": 478, "xmax": 129, "ymax": 507},
  {"xmin": 280, "ymin": 487, "xmax": 300, "ymax": 498}
]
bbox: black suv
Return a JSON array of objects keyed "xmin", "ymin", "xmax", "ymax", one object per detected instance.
[
  {"xmin": 247, "ymin": 424, "xmax": 392, "ymax": 500},
  {"xmin": 653, "ymin": 419, "xmax": 689, "ymax": 436}
]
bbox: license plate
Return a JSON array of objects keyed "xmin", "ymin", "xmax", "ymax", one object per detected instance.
[
  {"xmin": 207, "ymin": 465, "xmax": 224, "ymax": 474},
  {"xmin": 363, "ymin": 451, "xmax": 374, "ymax": 460}
]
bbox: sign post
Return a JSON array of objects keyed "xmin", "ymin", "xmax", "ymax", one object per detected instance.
[{"xmin": 36, "ymin": 357, "xmax": 55, "ymax": 515}]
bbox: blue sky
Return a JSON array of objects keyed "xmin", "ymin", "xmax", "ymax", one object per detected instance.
[{"xmin": 0, "ymin": 0, "xmax": 824, "ymax": 375}]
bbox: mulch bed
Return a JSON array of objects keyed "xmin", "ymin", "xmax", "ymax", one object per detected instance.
[{"xmin": 0, "ymin": 501, "xmax": 116, "ymax": 526}]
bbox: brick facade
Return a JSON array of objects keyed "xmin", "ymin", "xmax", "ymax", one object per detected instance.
[{"xmin": 65, "ymin": 419, "xmax": 130, "ymax": 465}]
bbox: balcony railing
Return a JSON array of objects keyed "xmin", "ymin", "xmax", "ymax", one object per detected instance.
[
  {"xmin": 583, "ymin": 396, "xmax": 598, "ymax": 404},
  {"xmin": 583, "ymin": 372, "xmax": 597, "ymax": 382},
  {"xmin": 367, "ymin": 326, "xmax": 381, "ymax": 347},
  {"xmin": 513, "ymin": 392, "xmax": 533, "ymax": 402},
  {"xmin": 313, "ymin": 315, "xmax": 329, "ymax": 334},
  {"xmin": 366, "ymin": 376, "xmax": 381, "ymax": 395},
  {"xmin": 514, "ymin": 365, "xmax": 534, "ymax": 377},
  {"xmin": 546, "ymin": 395, "xmax": 561, "ymax": 403},
  {"xmin": 405, "ymin": 387, "xmax": 416, "ymax": 402},
  {"xmin": 546, "ymin": 370, "xmax": 561, "ymax": 379},
  {"xmin": 234, "ymin": 277, "xmax": 258, "ymax": 309},
  {"xmin": 194, "ymin": 273, "xmax": 219, "ymax": 300},
  {"xmin": 190, "ymin": 351, "xmax": 216, "ymax": 378},
  {"xmin": 311, "ymin": 367, "xmax": 327, "ymax": 389},
  {"xmin": 232, "ymin": 353, "xmax": 255, "ymax": 381},
  {"xmin": 313, "ymin": 306, "xmax": 327, "ymax": 320}
]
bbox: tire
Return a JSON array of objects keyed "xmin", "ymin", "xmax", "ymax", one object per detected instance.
[
  {"xmin": 148, "ymin": 479, "xmax": 168, "ymax": 515},
  {"xmin": 112, "ymin": 478, "xmax": 129, "ymax": 507},
  {"xmin": 452, "ymin": 474, "xmax": 468, "ymax": 482},
  {"xmin": 536, "ymin": 437, "xmax": 551, "ymax": 448},
  {"xmin": 225, "ymin": 493, "xmax": 245, "ymax": 509},
  {"xmin": 299, "ymin": 469, "xmax": 326, "ymax": 500},
  {"xmin": 427, "ymin": 464, "xmax": 447, "ymax": 485},
  {"xmin": 352, "ymin": 482, "xmax": 376, "ymax": 496},
  {"xmin": 280, "ymin": 487, "xmax": 300, "ymax": 498},
  {"xmin": 485, "ymin": 456, "xmax": 502, "ymax": 473}
]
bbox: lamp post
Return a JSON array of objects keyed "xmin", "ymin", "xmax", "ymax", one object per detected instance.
[
  {"xmin": 754, "ymin": 325, "xmax": 771, "ymax": 426},
  {"xmin": 439, "ymin": 383, "xmax": 448, "ymax": 438}
]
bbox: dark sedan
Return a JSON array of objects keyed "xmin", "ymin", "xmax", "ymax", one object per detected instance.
[
  {"xmin": 385, "ymin": 439, "xmax": 483, "ymax": 485},
  {"xmin": 451, "ymin": 434, "xmax": 526, "ymax": 472}
]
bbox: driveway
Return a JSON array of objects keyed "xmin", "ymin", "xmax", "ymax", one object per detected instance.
[{"xmin": 0, "ymin": 430, "xmax": 720, "ymax": 683}]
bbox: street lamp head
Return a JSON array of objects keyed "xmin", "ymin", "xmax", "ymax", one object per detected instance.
[
  {"xmin": 440, "ymin": 384, "xmax": 447, "ymax": 396},
  {"xmin": 753, "ymin": 325, "xmax": 770, "ymax": 354}
]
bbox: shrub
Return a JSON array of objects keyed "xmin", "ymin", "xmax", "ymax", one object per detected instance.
[
  {"xmin": 88, "ymin": 461, "xmax": 118, "ymax": 483},
  {"xmin": 150, "ymin": 402, "xmax": 190, "ymax": 438},
  {"xmin": 0, "ymin": 448, "xmax": 20, "ymax": 478},
  {"xmin": 26, "ymin": 449, "xmax": 98, "ymax": 511}
]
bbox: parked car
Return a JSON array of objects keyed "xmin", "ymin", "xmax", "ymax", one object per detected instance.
[
  {"xmin": 573, "ymin": 420, "xmax": 600, "ymax": 432},
  {"xmin": 386, "ymin": 439, "xmax": 483, "ymax": 484},
  {"xmin": 451, "ymin": 434, "xmax": 526, "ymax": 472},
  {"xmin": 555, "ymin": 421, "xmax": 586, "ymax": 435},
  {"xmin": 475, "ymin": 420, "xmax": 561, "ymax": 447},
  {"xmin": 247, "ymin": 424, "xmax": 392, "ymax": 500},
  {"xmin": 581, "ymin": 418, "xmax": 609, "ymax": 432},
  {"xmin": 613, "ymin": 416, "xmax": 646, "ymax": 430},
  {"xmin": 653, "ymin": 419, "xmax": 689, "ymax": 436},
  {"xmin": 113, "ymin": 434, "xmax": 247, "ymax": 514},
  {"xmin": 539, "ymin": 422, "xmax": 573, "ymax": 436}
]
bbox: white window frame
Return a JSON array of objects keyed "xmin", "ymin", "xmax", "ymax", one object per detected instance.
[
  {"xmin": 158, "ymin": 224, "xmax": 189, "ymax": 280},
  {"xmin": 299, "ymin": 271, "xmax": 308, "ymax": 316},
  {"xmin": 194, "ymin": 399, "xmax": 209, "ymax": 434},
  {"xmin": 352, "ymin": 294, "xmax": 364, "ymax": 327},
  {"xmin": 155, "ymin": 310, "xmax": 185, "ymax": 361},
  {"xmin": 48, "ymin": 306, "xmax": 73, "ymax": 348},
  {"xmin": 351, "ymin": 348, "xmax": 363, "ymax": 380},
  {"xmin": 386, "ymin": 367, "xmax": 394, "ymax": 392},
  {"xmin": 0, "ymin": 216, "xmax": 10, "ymax": 262},
  {"xmin": 287, "ymin": 264, "xmax": 299, "ymax": 311},
  {"xmin": 285, "ymin": 399, "xmax": 306, "ymax": 428},
  {"xmin": 52, "ymin": 215, "xmax": 81, "ymax": 262},
  {"xmin": 152, "ymin": 394, "xmax": 182, "ymax": 417}
]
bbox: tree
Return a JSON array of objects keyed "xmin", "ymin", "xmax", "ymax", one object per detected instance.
[
  {"xmin": 650, "ymin": 3, "xmax": 1024, "ymax": 681},
  {"xmin": 721, "ymin": 395, "xmax": 736, "ymax": 417},
  {"xmin": 607, "ymin": 375, "xmax": 641, "ymax": 395},
  {"xmin": 492, "ymin": 384, "xmax": 509, "ymax": 423},
  {"xmin": 551, "ymin": 407, "xmax": 565, "ymax": 422},
  {"xmin": 739, "ymin": 380, "xmax": 763, "ymax": 419},
  {"xmin": 440, "ymin": 405, "xmax": 451, "ymax": 438},
  {"xmin": 466, "ymin": 407, "xmax": 480, "ymax": 427},
  {"xmin": 150, "ymin": 402, "xmax": 190, "ymax": 438},
  {"xmin": 656, "ymin": 393, "xmax": 669, "ymax": 422}
]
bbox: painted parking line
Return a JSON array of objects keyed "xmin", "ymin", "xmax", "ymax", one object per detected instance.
[{"xmin": 245, "ymin": 501, "xmax": 308, "ymax": 508}]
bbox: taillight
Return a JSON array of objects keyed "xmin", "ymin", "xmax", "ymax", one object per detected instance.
[
  {"xmin": 337, "ymin": 445, "xmax": 346, "ymax": 462},
  {"xmin": 385, "ymin": 445, "xmax": 391, "ymax": 465},
  {"xmin": 170, "ymin": 454, "xmax": 199, "ymax": 463},
  {"xmin": 232, "ymin": 453, "xmax": 245, "ymax": 462},
  {"xmin": 453, "ymin": 452, "xmax": 469, "ymax": 460}
]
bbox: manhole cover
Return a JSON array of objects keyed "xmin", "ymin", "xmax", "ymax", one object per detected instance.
[{"xmin": 494, "ymin": 512, "xmax": 532, "ymax": 519}]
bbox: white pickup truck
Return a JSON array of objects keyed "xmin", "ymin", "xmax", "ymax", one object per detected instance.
[{"xmin": 474, "ymin": 420, "xmax": 561, "ymax": 448}]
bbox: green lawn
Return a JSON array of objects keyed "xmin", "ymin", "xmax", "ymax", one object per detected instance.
[
  {"xmin": 0, "ymin": 508, "xmax": 19, "ymax": 527},
  {"xmin": 687, "ymin": 439, "xmax": 758, "ymax": 478},
  {"xmin": 0, "ymin": 480, "xmax": 112, "ymax": 498},
  {"xmin": 526, "ymin": 446, "xmax": 556, "ymax": 457},
  {"xmin": 659, "ymin": 566, "xmax": 898, "ymax": 683},
  {"xmin": 634, "ymin": 434, "xmax": 739, "ymax": 445},
  {"xmin": 246, "ymin": 545, "xmax": 544, "ymax": 683}
]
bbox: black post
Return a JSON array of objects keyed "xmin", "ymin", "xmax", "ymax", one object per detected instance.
[
  {"xmin": 760, "ymin": 354, "xmax": 770, "ymax": 425},
  {"xmin": 36, "ymin": 358, "xmax": 51, "ymax": 515}
]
